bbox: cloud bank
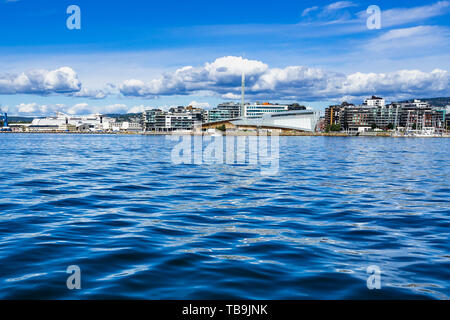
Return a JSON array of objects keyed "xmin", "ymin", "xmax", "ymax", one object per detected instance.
[
  {"xmin": 0, "ymin": 67, "xmax": 81, "ymax": 95},
  {"xmin": 119, "ymin": 56, "xmax": 450, "ymax": 101},
  {"xmin": 2, "ymin": 54, "xmax": 449, "ymax": 117}
]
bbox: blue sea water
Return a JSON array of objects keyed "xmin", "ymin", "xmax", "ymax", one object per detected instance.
[{"xmin": 0, "ymin": 133, "xmax": 449, "ymax": 299}]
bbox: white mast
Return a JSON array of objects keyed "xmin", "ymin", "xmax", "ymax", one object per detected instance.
[{"xmin": 241, "ymin": 68, "xmax": 245, "ymax": 118}]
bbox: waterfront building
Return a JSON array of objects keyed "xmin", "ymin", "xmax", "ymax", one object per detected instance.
[
  {"xmin": 446, "ymin": 106, "xmax": 450, "ymax": 129},
  {"xmin": 29, "ymin": 113, "xmax": 116, "ymax": 132},
  {"xmin": 324, "ymin": 97, "xmax": 447, "ymax": 133},
  {"xmin": 202, "ymin": 110, "xmax": 320, "ymax": 133},
  {"xmin": 167, "ymin": 113, "xmax": 202, "ymax": 131},
  {"xmin": 324, "ymin": 102, "xmax": 354, "ymax": 129},
  {"xmin": 410, "ymin": 99, "xmax": 429, "ymax": 108},
  {"xmin": 143, "ymin": 106, "xmax": 204, "ymax": 132},
  {"xmin": 243, "ymin": 103, "xmax": 289, "ymax": 118},
  {"xmin": 341, "ymin": 105, "xmax": 376, "ymax": 132},
  {"xmin": 28, "ymin": 124, "xmax": 60, "ymax": 132},
  {"xmin": 396, "ymin": 101, "xmax": 444, "ymax": 131},
  {"xmin": 110, "ymin": 122, "xmax": 143, "ymax": 132},
  {"xmin": 287, "ymin": 103, "xmax": 307, "ymax": 111},
  {"xmin": 364, "ymin": 96, "xmax": 386, "ymax": 107},
  {"xmin": 373, "ymin": 103, "xmax": 401, "ymax": 129},
  {"xmin": 317, "ymin": 116, "xmax": 326, "ymax": 132},
  {"xmin": 207, "ymin": 102, "xmax": 241, "ymax": 123}
]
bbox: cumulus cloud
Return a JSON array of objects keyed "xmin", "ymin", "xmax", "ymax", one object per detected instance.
[
  {"xmin": 0, "ymin": 67, "xmax": 113, "ymax": 99},
  {"xmin": 65, "ymin": 103, "xmax": 133, "ymax": 115},
  {"xmin": 120, "ymin": 56, "xmax": 268, "ymax": 97},
  {"xmin": 3, "ymin": 103, "xmax": 65, "ymax": 116},
  {"xmin": 16, "ymin": 103, "xmax": 39, "ymax": 114},
  {"xmin": 71, "ymin": 87, "xmax": 107, "ymax": 99},
  {"xmin": 337, "ymin": 69, "xmax": 449, "ymax": 97},
  {"xmin": 0, "ymin": 67, "xmax": 81, "ymax": 95},
  {"xmin": 221, "ymin": 92, "xmax": 241, "ymax": 99},
  {"xmin": 188, "ymin": 101, "xmax": 210, "ymax": 109},
  {"xmin": 119, "ymin": 56, "xmax": 450, "ymax": 101},
  {"xmin": 126, "ymin": 105, "xmax": 147, "ymax": 114}
]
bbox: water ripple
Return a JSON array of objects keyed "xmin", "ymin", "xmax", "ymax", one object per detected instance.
[{"xmin": 0, "ymin": 134, "xmax": 448, "ymax": 299}]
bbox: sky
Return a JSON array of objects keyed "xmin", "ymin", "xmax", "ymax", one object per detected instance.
[{"xmin": 0, "ymin": 0, "xmax": 449, "ymax": 116}]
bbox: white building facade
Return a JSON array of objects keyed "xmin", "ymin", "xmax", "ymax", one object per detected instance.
[
  {"xmin": 30, "ymin": 113, "xmax": 117, "ymax": 132},
  {"xmin": 243, "ymin": 104, "xmax": 289, "ymax": 118},
  {"xmin": 364, "ymin": 96, "xmax": 386, "ymax": 107}
]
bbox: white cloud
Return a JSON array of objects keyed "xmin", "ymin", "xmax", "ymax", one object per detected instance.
[
  {"xmin": 379, "ymin": 1, "xmax": 450, "ymax": 29},
  {"xmin": 365, "ymin": 25, "xmax": 450, "ymax": 54},
  {"xmin": 66, "ymin": 103, "xmax": 130, "ymax": 115},
  {"xmin": 377, "ymin": 26, "xmax": 435, "ymax": 42},
  {"xmin": 188, "ymin": 101, "xmax": 210, "ymax": 109},
  {"xmin": 325, "ymin": 1, "xmax": 356, "ymax": 12},
  {"xmin": 127, "ymin": 105, "xmax": 148, "ymax": 114},
  {"xmin": 8, "ymin": 103, "xmax": 64, "ymax": 116},
  {"xmin": 0, "ymin": 67, "xmax": 113, "ymax": 99},
  {"xmin": 301, "ymin": 6, "xmax": 319, "ymax": 17},
  {"xmin": 6, "ymin": 102, "xmax": 146, "ymax": 117},
  {"xmin": 300, "ymin": 1, "xmax": 358, "ymax": 23},
  {"xmin": 299, "ymin": 1, "xmax": 450, "ymax": 34},
  {"xmin": 221, "ymin": 92, "xmax": 241, "ymax": 99},
  {"xmin": 119, "ymin": 56, "xmax": 450, "ymax": 101},
  {"xmin": 17, "ymin": 103, "xmax": 38, "ymax": 113},
  {"xmin": 0, "ymin": 67, "xmax": 81, "ymax": 95},
  {"xmin": 7, "ymin": 65, "xmax": 449, "ymax": 116},
  {"xmin": 120, "ymin": 56, "xmax": 268, "ymax": 97},
  {"xmin": 334, "ymin": 69, "xmax": 449, "ymax": 97},
  {"xmin": 66, "ymin": 103, "xmax": 92, "ymax": 115},
  {"xmin": 71, "ymin": 87, "xmax": 107, "ymax": 99}
]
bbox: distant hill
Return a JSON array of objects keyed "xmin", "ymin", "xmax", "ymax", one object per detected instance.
[
  {"xmin": 105, "ymin": 113, "xmax": 143, "ymax": 122},
  {"xmin": 399, "ymin": 97, "xmax": 450, "ymax": 107},
  {"xmin": 6, "ymin": 116, "xmax": 35, "ymax": 123},
  {"xmin": 420, "ymin": 97, "xmax": 450, "ymax": 107}
]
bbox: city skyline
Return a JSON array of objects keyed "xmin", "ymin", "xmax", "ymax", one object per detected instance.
[{"xmin": 1, "ymin": 0, "xmax": 450, "ymax": 116}]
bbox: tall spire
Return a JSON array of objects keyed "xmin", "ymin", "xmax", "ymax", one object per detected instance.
[{"xmin": 241, "ymin": 67, "xmax": 245, "ymax": 118}]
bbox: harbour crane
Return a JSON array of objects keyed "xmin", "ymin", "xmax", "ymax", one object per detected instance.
[{"xmin": 0, "ymin": 108, "xmax": 11, "ymax": 132}]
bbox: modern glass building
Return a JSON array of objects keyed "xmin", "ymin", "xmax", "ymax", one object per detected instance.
[
  {"xmin": 325, "ymin": 98, "xmax": 446, "ymax": 132},
  {"xmin": 143, "ymin": 107, "xmax": 204, "ymax": 132},
  {"xmin": 243, "ymin": 104, "xmax": 289, "ymax": 118},
  {"xmin": 207, "ymin": 103, "xmax": 241, "ymax": 123}
]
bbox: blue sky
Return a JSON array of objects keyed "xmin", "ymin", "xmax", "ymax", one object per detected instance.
[{"xmin": 1, "ymin": 0, "xmax": 449, "ymax": 116}]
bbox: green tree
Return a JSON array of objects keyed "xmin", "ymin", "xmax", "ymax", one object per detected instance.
[
  {"xmin": 330, "ymin": 124, "xmax": 341, "ymax": 132},
  {"xmin": 387, "ymin": 123, "xmax": 394, "ymax": 130},
  {"xmin": 216, "ymin": 124, "xmax": 226, "ymax": 132}
]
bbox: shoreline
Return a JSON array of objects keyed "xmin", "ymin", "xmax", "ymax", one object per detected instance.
[{"xmin": 1, "ymin": 131, "xmax": 449, "ymax": 138}]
